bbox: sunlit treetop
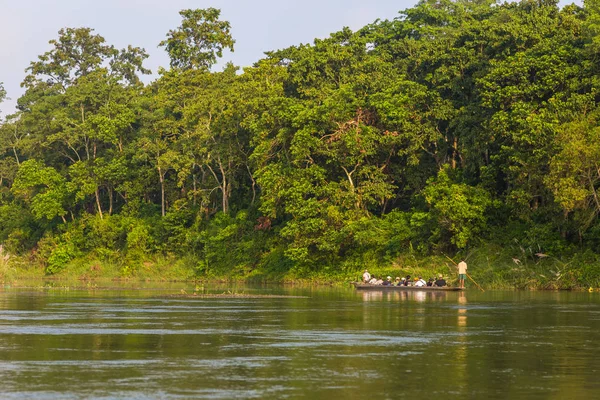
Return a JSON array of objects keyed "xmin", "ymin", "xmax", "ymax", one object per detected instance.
[{"xmin": 159, "ymin": 8, "xmax": 235, "ymax": 71}]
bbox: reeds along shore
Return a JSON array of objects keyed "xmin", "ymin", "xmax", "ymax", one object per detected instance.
[{"xmin": 3, "ymin": 247, "xmax": 600, "ymax": 291}]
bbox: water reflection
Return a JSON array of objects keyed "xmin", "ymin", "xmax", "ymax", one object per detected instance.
[
  {"xmin": 0, "ymin": 287, "xmax": 599, "ymax": 399},
  {"xmin": 457, "ymin": 292, "xmax": 467, "ymax": 328},
  {"xmin": 455, "ymin": 291, "xmax": 468, "ymax": 392},
  {"xmin": 360, "ymin": 290, "xmax": 453, "ymax": 303}
]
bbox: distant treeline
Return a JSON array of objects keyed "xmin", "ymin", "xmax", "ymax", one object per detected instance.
[{"xmin": 1, "ymin": 0, "xmax": 600, "ymax": 278}]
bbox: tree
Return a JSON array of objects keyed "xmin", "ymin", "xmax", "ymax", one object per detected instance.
[
  {"xmin": 0, "ymin": 82, "xmax": 5, "ymax": 115},
  {"xmin": 546, "ymin": 114, "xmax": 600, "ymax": 231},
  {"xmin": 11, "ymin": 159, "xmax": 71, "ymax": 223},
  {"xmin": 160, "ymin": 8, "xmax": 235, "ymax": 71},
  {"xmin": 22, "ymin": 27, "xmax": 149, "ymax": 90},
  {"xmin": 17, "ymin": 28, "xmax": 149, "ymax": 219},
  {"xmin": 421, "ymin": 168, "xmax": 492, "ymax": 249}
]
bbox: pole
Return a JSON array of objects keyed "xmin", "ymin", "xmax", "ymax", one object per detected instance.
[{"xmin": 443, "ymin": 254, "xmax": 485, "ymax": 292}]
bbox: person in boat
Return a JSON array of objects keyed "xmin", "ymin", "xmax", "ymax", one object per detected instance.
[
  {"xmin": 426, "ymin": 278, "xmax": 434, "ymax": 287},
  {"xmin": 457, "ymin": 260, "xmax": 468, "ymax": 288},
  {"xmin": 404, "ymin": 275, "xmax": 411, "ymax": 286},
  {"xmin": 382, "ymin": 276, "xmax": 392, "ymax": 286},
  {"xmin": 414, "ymin": 276, "xmax": 427, "ymax": 287},
  {"xmin": 375, "ymin": 277, "xmax": 384, "ymax": 285},
  {"xmin": 369, "ymin": 276, "xmax": 378, "ymax": 285},
  {"xmin": 394, "ymin": 277, "xmax": 402, "ymax": 286},
  {"xmin": 362, "ymin": 269, "xmax": 371, "ymax": 283},
  {"xmin": 434, "ymin": 274, "xmax": 447, "ymax": 287}
]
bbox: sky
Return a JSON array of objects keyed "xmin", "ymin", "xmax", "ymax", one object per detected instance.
[
  {"xmin": 0, "ymin": 0, "xmax": 419, "ymax": 117},
  {"xmin": 0, "ymin": 0, "xmax": 581, "ymax": 118}
]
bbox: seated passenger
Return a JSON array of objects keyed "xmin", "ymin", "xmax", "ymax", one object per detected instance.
[
  {"xmin": 369, "ymin": 277, "xmax": 378, "ymax": 284},
  {"xmin": 404, "ymin": 275, "xmax": 411, "ymax": 286},
  {"xmin": 427, "ymin": 278, "xmax": 434, "ymax": 287},
  {"xmin": 434, "ymin": 274, "xmax": 447, "ymax": 287},
  {"xmin": 395, "ymin": 277, "xmax": 402, "ymax": 285},
  {"xmin": 362, "ymin": 269, "xmax": 371, "ymax": 283},
  {"xmin": 414, "ymin": 276, "xmax": 427, "ymax": 287},
  {"xmin": 382, "ymin": 276, "xmax": 392, "ymax": 286}
]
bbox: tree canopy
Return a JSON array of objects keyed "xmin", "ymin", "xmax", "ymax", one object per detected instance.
[{"xmin": 2, "ymin": 2, "xmax": 600, "ymax": 279}]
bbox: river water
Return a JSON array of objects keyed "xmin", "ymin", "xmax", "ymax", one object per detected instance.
[{"xmin": 0, "ymin": 284, "xmax": 599, "ymax": 399}]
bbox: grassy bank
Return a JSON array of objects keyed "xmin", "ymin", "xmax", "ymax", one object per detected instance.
[{"xmin": 3, "ymin": 244, "xmax": 600, "ymax": 290}]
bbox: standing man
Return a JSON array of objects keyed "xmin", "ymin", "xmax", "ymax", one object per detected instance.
[{"xmin": 457, "ymin": 260, "xmax": 468, "ymax": 288}]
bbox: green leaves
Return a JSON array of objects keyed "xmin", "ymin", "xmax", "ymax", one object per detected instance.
[
  {"xmin": 160, "ymin": 8, "xmax": 235, "ymax": 71},
  {"xmin": 12, "ymin": 159, "xmax": 71, "ymax": 222},
  {"xmin": 23, "ymin": 27, "xmax": 149, "ymax": 89},
  {"xmin": 422, "ymin": 168, "xmax": 492, "ymax": 249},
  {"xmin": 5, "ymin": 0, "xmax": 600, "ymax": 278},
  {"xmin": 0, "ymin": 82, "xmax": 5, "ymax": 116},
  {"xmin": 547, "ymin": 115, "xmax": 600, "ymax": 227}
]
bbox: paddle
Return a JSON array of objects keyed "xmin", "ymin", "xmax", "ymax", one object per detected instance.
[{"xmin": 443, "ymin": 254, "xmax": 485, "ymax": 292}]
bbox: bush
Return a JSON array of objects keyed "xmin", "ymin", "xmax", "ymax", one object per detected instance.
[{"xmin": 46, "ymin": 242, "xmax": 77, "ymax": 275}]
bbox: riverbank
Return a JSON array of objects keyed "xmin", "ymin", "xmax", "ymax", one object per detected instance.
[{"xmin": 3, "ymin": 244, "xmax": 600, "ymax": 290}]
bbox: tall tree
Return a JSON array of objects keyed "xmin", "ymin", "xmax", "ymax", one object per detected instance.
[
  {"xmin": 0, "ymin": 82, "xmax": 5, "ymax": 114},
  {"xmin": 17, "ymin": 27, "xmax": 150, "ymax": 219},
  {"xmin": 159, "ymin": 8, "xmax": 235, "ymax": 71},
  {"xmin": 22, "ymin": 27, "xmax": 149, "ymax": 90}
]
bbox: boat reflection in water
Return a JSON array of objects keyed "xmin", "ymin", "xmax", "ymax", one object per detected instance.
[
  {"xmin": 457, "ymin": 291, "xmax": 467, "ymax": 327},
  {"xmin": 455, "ymin": 291, "xmax": 468, "ymax": 387},
  {"xmin": 360, "ymin": 289, "xmax": 456, "ymax": 303}
]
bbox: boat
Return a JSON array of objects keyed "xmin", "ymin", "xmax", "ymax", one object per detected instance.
[{"xmin": 352, "ymin": 283, "xmax": 465, "ymax": 291}]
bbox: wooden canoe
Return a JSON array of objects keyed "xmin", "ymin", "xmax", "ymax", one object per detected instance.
[{"xmin": 353, "ymin": 283, "xmax": 465, "ymax": 291}]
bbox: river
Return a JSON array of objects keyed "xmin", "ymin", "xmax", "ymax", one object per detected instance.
[{"xmin": 0, "ymin": 283, "xmax": 599, "ymax": 399}]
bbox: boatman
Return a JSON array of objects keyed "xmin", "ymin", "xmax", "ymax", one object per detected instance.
[
  {"xmin": 362, "ymin": 269, "xmax": 371, "ymax": 283},
  {"xmin": 457, "ymin": 260, "xmax": 467, "ymax": 288}
]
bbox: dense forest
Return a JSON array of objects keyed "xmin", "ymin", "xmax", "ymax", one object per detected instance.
[{"xmin": 1, "ymin": 0, "xmax": 600, "ymax": 287}]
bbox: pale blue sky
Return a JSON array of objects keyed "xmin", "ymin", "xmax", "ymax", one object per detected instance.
[{"xmin": 0, "ymin": 0, "xmax": 581, "ymax": 117}]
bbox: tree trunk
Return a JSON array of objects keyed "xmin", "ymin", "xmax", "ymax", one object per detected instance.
[
  {"xmin": 342, "ymin": 165, "xmax": 360, "ymax": 209},
  {"xmin": 95, "ymin": 188, "xmax": 104, "ymax": 219},
  {"xmin": 12, "ymin": 146, "xmax": 20, "ymax": 166},
  {"xmin": 108, "ymin": 187, "xmax": 114, "ymax": 216},
  {"xmin": 217, "ymin": 158, "xmax": 228, "ymax": 214},
  {"xmin": 159, "ymin": 166, "xmax": 166, "ymax": 217},
  {"xmin": 452, "ymin": 137, "xmax": 458, "ymax": 169},
  {"xmin": 192, "ymin": 173, "xmax": 197, "ymax": 206}
]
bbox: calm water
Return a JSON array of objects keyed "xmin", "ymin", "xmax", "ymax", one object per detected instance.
[{"xmin": 0, "ymin": 284, "xmax": 599, "ymax": 399}]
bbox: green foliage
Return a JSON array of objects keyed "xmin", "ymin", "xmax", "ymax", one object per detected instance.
[
  {"xmin": 46, "ymin": 241, "xmax": 77, "ymax": 275},
  {"xmin": 159, "ymin": 8, "xmax": 235, "ymax": 71},
  {"xmin": 12, "ymin": 159, "xmax": 71, "ymax": 222},
  {"xmin": 422, "ymin": 169, "xmax": 493, "ymax": 249},
  {"xmin": 0, "ymin": 203, "xmax": 39, "ymax": 252},
  {"xmin": 126, "ymin": 221, "xmax": 154, "ymax": 254},
  {"xmin": 0, "ymin": 82, "xmax": 5, "ymax": 117},
  {"xmin": 5, "ymin": 2, "xmax": 600, "ymax": 287}
]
